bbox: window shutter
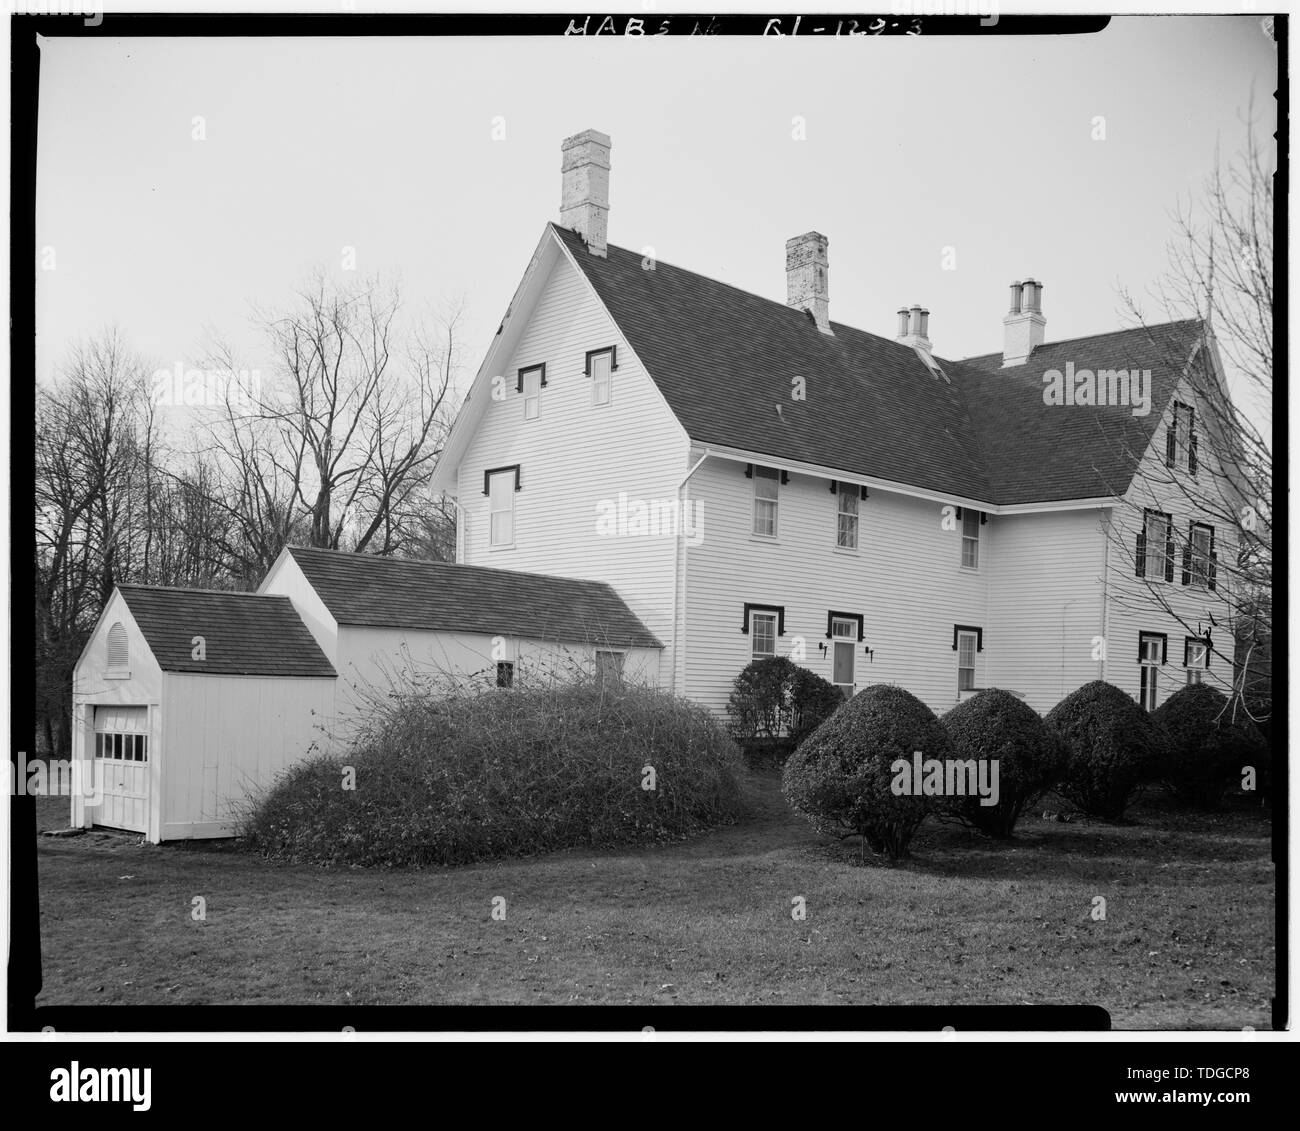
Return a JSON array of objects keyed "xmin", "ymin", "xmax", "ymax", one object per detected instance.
[
  {"xmin": 1205, "ymin": 635, "xmax": 1212, "ymax": 667},
  {"xmin": 860, "ymin": 485, "xmax": 869, "ymax": 501},
  {"xmin": 1165, "ymin": 427, "xmax": 1176, "ymax": 467},
  {"xmin": 1188, "ymin": 431, "xmax": 1198, "ymax": 475},
  {"xmin": 1135, "ymin": 525, "xmax": 1146, "ymax": 577},
  {"xmin": 1208, "ymin": 529, "xmax": 1217, "ymax": 590},
  {"xmin": 829, "ymin": 480, "xmax": 838, "ymax": 494},
  {"xmin": 980, "ymin": 511, "xmax": 987, "ymax": 525},
  {"xmin": 780, "ymin": 470, "xmax": 790, "ymax": 485},
  {"xmin": 954, "ymin": 506, "xmax": 963, "ymax": 520},
  {"xmin": 1162, "ymin": 636, "xmax": 1168, "ymax": 664},
  {"xmin": 1164, "ymin": 520, "xmax": 1175, "ymax": 583},
  {"xmin": 516, "ymin": 371, "xmax": 523, "ymax": 393},
  {"xmin": 744, "ymin": 464, "xmax": 753, "ymax": 479},
  {"xmin": 1181, "ymin": 525, "xmax": 1192, "ymax": 586}
]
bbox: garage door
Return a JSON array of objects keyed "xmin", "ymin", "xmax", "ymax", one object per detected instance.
[{"xmin": 92, "ymin": 706, "xmax": 151, "ymax": 833}]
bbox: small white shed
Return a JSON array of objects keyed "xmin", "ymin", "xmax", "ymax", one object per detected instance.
[{"xmin": 71, "ymin": 585, "xmax": 337, "ymax": 843}]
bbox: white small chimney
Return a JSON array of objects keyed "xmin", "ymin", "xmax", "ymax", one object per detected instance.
[
  {"xmin": 896, "ymin": 303, "xmax": 932, "ymax": 352},
  {"xmin": 560, "ymin": 129, "xmax": 611, "ymax": 257},
  {"xmin": 785, "ymin": 232, "xmax": 832, "ymax": 334},
  {"xmin": 1002, "ymin": 278, "xmax": 1046, "ymax": 366}
]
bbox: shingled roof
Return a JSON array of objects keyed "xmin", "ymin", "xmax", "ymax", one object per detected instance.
[
  {"xmin": 117, "ymin": 586, "xmax": 337, "ymax": 677},
  {"xmin": 552, "ymin": 223, "xmax": 1205, "ymax": 507},
  {"xmin": 287, "ymin": 547, "xmax": 663, "ymax": 649},
  {"xmin": 953, "ymin": 320, "xmax": 1205, "ymax": 504}
]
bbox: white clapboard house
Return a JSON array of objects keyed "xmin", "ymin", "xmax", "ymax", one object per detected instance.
[
  {"xmin": 430, "ymin": 129, "xmax": 1237, "ymax": 721},
  {"xmin": 70, "ymin": 129, "xmax": 1237, "ymax": 842}
]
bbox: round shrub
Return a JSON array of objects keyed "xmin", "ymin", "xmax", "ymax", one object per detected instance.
[
  {"xmin": 782, "ymin": 683, "xmax": 951, "ymax": 860},
  {"xmin": 1151, "ymin": 683, "xmax": 1268, "ymax": 807},
  {"xmin": 1045, "ymin": 680, "xmax": 1169, "ymax": 821},
  {"xmin": 239, "ymin": 677, "xmax": 750, "ymax": 867},
  {"xmin": 940, "ymin": 689, "xmax": 1067, "ymax": 838},
  {"xmin": 726, "ymin": 656, "xmax": 843, "ymax": 764}
]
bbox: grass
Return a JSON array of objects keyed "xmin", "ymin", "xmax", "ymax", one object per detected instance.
[{"xmin": 32, "ymin": 775, "xmax": 1273, "ymax": 1027}]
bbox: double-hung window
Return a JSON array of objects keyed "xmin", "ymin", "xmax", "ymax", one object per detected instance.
[
  {"xmin": 520, "ymin": 365, "xmax": 544, "ymax": 421},
  {"xmin": 1184, "ymin": 637, "xmax": 1208, "ymax": 686},
  {"xmin": 836, "ymin": 487, "xmax": 859, "ymax": 549},
  {"xmin": 956, "ymin": 630, "xmax": 978, "ymax": 692},
  {"xmin": 750, "ymin": 612, "xmax": 778, "ymax": 659},
  {"xmin": 753, "ymin": 467, "xmax": 780, "ymax": 538},
  {"xmin": 486, "ymin": 466, "xmax": 518, "ymax": 549},
  {"xmin": 587, "ymin": 347, "xmax": 615, "ymax": 407},
  {"xmin": 961, "ymin": 509, "xmax": 980, "ymax": 569},
  {"xmin": 1189, "ymin": 523, "xmax": 1213, "ymax": 589},
  {"xmin": 1140, "ymin": 510, "xmax": 1172, "ymax": 581}
]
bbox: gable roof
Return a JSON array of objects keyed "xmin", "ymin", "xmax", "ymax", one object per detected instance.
[
  {"xmin": 286, "ymin": 546, "xmax": 662, "ymax": 649},
  {"xmin": 550, "ymin": 223, "xmax": 1206, "ymax": 507},
  {"xmin": 952, "ymin": 320, "xmax": 1205, "ymax": 503},
  {"xmin": 550, "ymin": 224, "xmax": 991, "ymax": 501},
  {"xmin": 117, "ymin": 586, "xmax": 337, "ymax": 677}
]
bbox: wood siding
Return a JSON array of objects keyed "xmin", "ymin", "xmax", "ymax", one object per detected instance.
[
  {"xmin": 682, "ymin": 458, "xmax": 991, "ymax": 717},
  {"xmin": 159, "ymin": 672, "xmax": 337, "ymax": 841},
  {"xmin": 454, "ymin": 248, "xmax": 690, "ymax": 682}
]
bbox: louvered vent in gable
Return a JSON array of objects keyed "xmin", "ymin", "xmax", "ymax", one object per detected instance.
[{"xmin": 106, "ymin": 622, "xmax": 129, "ymax": 669}]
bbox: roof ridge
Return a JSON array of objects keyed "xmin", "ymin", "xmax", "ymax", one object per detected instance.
[
  {"xmin": 552, "ymin": 222, "xmax": 909, "ymax": 352},
  {"xmin": 289, "ymin": 544, "xmax": 621, "ymax": 592},
  {"xmin": 118, "ymin": 583, "xmax": 279, "ymax": 598},
  {"xmin": 956, "ymin": 317, "xmax": 1203, "ymax": 365}
]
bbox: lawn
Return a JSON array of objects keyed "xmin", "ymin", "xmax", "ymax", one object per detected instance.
[{"xmin": 31, "ymin": 774, "xmax": 1273, "ymax": 1027}]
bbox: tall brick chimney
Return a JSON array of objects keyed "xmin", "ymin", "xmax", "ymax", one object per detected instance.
[
  {"xmin": 785, "ymin": 232, "xmax": 832, "ymax": 334},
  {"xmin": 560, "ymin": 129, "xmax": 611, "ymax": 257},
  {"xmin": 1002, "ymin": 278, "xmax": 1045, "ymax": 366}
]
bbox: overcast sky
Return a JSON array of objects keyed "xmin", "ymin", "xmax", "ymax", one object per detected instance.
[{"xmin": 35, "ymin": 17, "xmax": 1276, "ymax": 396}]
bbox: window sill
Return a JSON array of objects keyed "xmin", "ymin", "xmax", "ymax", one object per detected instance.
[
  {"xmin": 488, "ymin": 544, "xmax": 516, "ymax": 553},
  {"xmin": 833, "ymin": 545, "xmax": 859, "ymax": 555},
  {"xmin": 749, "ymin": 536, "xmax": 780, "ymax": 545},
  {"xmin": 105, "ymin": 671, "xmax": 131, "ymax": 680}
]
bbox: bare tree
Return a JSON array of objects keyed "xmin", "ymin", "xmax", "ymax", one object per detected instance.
[
  {"xmin": 1106, "ymin": 107, "xmax": 1273, "ymax": 729},
  {"xmin": 204, "ymin": 272, "xmax": 459, "ymax": 565}
]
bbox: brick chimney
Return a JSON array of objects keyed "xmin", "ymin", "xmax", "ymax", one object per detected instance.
[
  {"xmin": 1002, "ymin": 278, "xmax": 1045, "ymax": 366},
  {"xmin": 896, "ymin": 304, "xmax": 932, "ymax": 351},
  {"xmin": 785, "ymin": 232, "xmax": 832, "ymax": 334},
  {"xmin": 560, "ymin": 129, "xmax": 611, "ymax": 257}
]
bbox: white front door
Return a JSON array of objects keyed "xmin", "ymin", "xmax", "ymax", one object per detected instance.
[{"xmin": 92, "ymin": 705, "xmax": 151, "ymax": 833}]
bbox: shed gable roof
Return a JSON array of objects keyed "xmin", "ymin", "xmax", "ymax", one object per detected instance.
[
  {"xmin": 551, "ymin": 223, "xmax": 1206, "ymax": 506},
  {"xmin": 116, "ymin": 586, "xmax": 337, "ymax": 677},
  {"xmin": 287, "ymin": 546, "xmax": 663, "ymax": 649}
]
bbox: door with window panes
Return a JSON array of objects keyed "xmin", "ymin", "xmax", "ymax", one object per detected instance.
[
  {"xmin": 92, "ymin": 705, "xmax": 151, "ymax": 833},
  {"xmin": 830, "ymin": 617, "xmax": 856, "ymax": 699}
]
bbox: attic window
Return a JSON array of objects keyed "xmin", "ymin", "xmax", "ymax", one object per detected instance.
[{"xmin": 106, "ymin": 622, "xmax": 129, "ymax": 671}]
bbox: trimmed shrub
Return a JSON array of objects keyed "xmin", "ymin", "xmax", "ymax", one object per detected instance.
[
  {"xmin": 726, "ymin": 656, "xmax": 842, "ymax": 747},
  {"xmin": 1151, "ymin": 683, "xmax": 1268, "ymax": 807},
  {"xmin": 782, "ymin": 683, "xmax": 951, "ymax": 860},
  {"xmin": 940, "ymin": 689, "xmax": 1067, "ymax": 838},
  {"xmin": 240, "ymin": 676, "xmax": 749, "ymax": 867},
  {"xmin": 1046, "ymin": 680, "xmax": 1168, "ymax": 821}
]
